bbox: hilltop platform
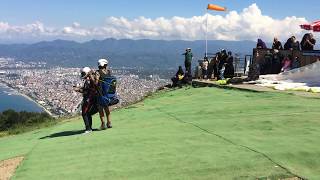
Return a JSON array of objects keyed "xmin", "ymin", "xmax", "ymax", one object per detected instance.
[{"xmin": 192, "ymin": 79, "xmax": 320, "ymax": 98}]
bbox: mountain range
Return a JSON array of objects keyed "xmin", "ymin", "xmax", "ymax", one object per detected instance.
[{"xmin": 0, "ymin": 39, "xmax": 257, "ymax": 69}]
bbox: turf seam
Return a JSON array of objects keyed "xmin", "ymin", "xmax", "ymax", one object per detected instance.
[{"xmin": 157, "ymin": 108, "xmax": 306, "ymax": 180}]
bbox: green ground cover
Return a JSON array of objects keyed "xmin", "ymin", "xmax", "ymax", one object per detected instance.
[{"xmin": 1, "ymin": 87, "xmax": 319, "ymax": 179}]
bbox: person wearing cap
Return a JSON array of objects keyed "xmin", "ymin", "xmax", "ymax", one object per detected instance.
[
  {"xmin": 96, "ymin": 58, "xmax": 112, "ymax": 130},
  {"xmin": 182, "ymin": 48, "xmax": 193, "ymax": 79},
  {"xmin": 74, "ymin": 67, "xmax": 98, "ymax": 134}
]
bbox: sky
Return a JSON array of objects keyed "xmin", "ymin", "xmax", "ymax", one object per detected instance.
[{"xmin": 0, "ymin": 0, "xmax": 319, "ymax": 43}]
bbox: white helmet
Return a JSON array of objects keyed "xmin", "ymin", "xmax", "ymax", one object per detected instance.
[
  {"xmin": 80, "ymin": 67, "xmax": 91, "ymax": 78},
  {"xmin": 98, "ymin": 58, "xmax": 108, "ymax": 67}
]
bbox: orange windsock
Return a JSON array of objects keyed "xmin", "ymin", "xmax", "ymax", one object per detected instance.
[{"xmin": 207, "ymin": 4, "xmax": 227, "ymax": 11}]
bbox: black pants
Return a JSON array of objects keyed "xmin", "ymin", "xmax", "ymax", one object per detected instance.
[
  {"xmin": 185, "ymin": 62, "xmax": 191, "ymax": 78},
  {"xmin": 81, "ymin": 97, "xmax": 98, "ymax": 131},
  {"xmin": 82, "ymin": 114, "xmax": 92, "ymax": 131}
]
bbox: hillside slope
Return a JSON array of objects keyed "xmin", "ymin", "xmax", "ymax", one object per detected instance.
[{"xmin": 1, "ymin": 87, "xmax": 320, "ymax": 179}]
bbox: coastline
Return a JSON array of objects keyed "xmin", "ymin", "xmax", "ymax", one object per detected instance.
[{"xmin": 0, "ymin": 82, "xmax": 53, "ymax": 116}]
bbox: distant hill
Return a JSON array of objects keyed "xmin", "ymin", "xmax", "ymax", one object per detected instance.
[{"xmin": 0, "ymin": 39, "xmax": 256, "ymax": 69}]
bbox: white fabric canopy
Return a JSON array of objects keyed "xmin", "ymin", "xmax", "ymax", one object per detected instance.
[{"xmin": 255, "ymin": 61, "xmax": 320, "ymax": 92}]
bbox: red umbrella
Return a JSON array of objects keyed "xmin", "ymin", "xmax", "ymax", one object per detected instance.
[{"xmin": 300, "ymin": 20, "xmax": 320, "ymax": 32}]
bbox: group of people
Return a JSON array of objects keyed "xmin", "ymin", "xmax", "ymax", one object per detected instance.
[
  {"xmin": 257, "ymin": 33, "xmax": 317, "ymax": 51},
  {"xmin": 74, "ymin": 59, "xmax": 119, "ymax": 134},
  {"xmin": 194, "ymin": 49, "xmax": 234, "ymax": 81},
  {"xmin": 202, "ymin": 49, "xmax": 235, "ymax": 80},
  {"xmin": 171, "ymin": 48, "xmax": 235, "ymax": 87},
  {"xmin": 256, "ymin": 33, "xmax": 318, "ymax": 75},
  {"xmin": 259, "ymin": 50, "xmax": 301, "ymax": 75},
  {"xmin": 171, "ymin": 48, "xmax": 193, "ymax": 87}
]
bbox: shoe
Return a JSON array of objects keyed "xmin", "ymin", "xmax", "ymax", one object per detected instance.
[
  {"xmin": 83, "ymin": 130, "xmax": 92, "ymax": 134},
  {"xmin": 100, "ymin": 123, "xmax": 106, "ymax": 130},
  {"xmin": 107, "ymin": 123, "xmax": 112, "ymax": 129}
]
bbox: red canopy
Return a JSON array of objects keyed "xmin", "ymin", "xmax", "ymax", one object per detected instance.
[{"xmin": 300, "ymin": 20, "xmax": 320, "ymax": 32}]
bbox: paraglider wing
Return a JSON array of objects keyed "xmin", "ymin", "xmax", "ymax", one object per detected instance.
[{"xmin": 207, "ymin": 4, "xmax": 227, "ymax": 11}]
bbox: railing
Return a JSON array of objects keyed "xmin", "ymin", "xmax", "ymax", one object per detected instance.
[{"xmin": 234, "ymin": 55, "xmax": 252, "ymax": 76}]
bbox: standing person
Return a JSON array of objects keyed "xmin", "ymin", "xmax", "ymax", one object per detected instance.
[
  {"xmin": 224, "ymin": 51, "xmax": 235, "ymax": 78},
  {"xmin": 202, "ymin": 57, "xmax": 209, "ymax": 79},
  {"xmin": 218, "ymin": 50, "xmax": 228, "ymax": 80},
  {"xmin": 96, "ymin": 59, "xmax": 112, "ymax": 130},
  {"xmin": 213, "ymin": 52, "xmax": 220, "ymax": 79},
  {"xmin": 183, "ymin": 48, "xmax": 193, "ymax": 79},
  {"xmin": 272, "ymin": 37, "xmax": 283, "ymax": 50},
  {"xmin": 74, "ymin": 67, "xmax": 98, "ymax": 134}
]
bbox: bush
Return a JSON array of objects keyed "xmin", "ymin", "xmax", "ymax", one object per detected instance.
[{"xmin": 0, "ymin": 109, "xmax": 55, "ymax": 134}]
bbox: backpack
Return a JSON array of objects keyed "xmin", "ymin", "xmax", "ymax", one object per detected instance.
[{"xmin": 97, "ymin": 76, "xmax": 119, "ymax": 107}]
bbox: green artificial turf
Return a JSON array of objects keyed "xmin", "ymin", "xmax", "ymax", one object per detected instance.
[{"xmin": 1, "ymin": 87, "xmax": 320, "ymax": 179}]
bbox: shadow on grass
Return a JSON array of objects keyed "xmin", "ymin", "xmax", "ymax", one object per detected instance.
[{"xmin": 40, "ymin": 129, "xmax": 99, "ymax": 139}]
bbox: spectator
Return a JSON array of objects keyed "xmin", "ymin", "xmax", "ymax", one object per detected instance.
[
  {"xmin": 212, "ymin": 52, "xmax": 220, "ymax": 79},
  {"xmin": 182, "ymin": 48, "xmax": 193, "ymax": 79},
  {"xmin": 272, "ymin": 37, "xmax": 283, "ymax": 50},
  {"xmin": 284, "ymin": 37, "xmax": 294, "ymax": 50},
  {"xmin": 224, "ymin": 51, "xmax": 235, "ymax": 78},
  {"xmin": 291, "ymin": 56, "xmax": 301, "ymax": 69},
  {"xmin": 272, "ymin": 49, "xmax": 282, "ymax": 74},
  {"xmin": 171, "ymin": 66, "xmax": 185, "ymax": 87},
  {"xmin": 281, "ymin": 56, "xmax": 292, "ymax": 72},
  {"xmin": 218, "ymin": 50, "xmax": 228, "ymax": 80},
  {"xmin": 261, "ymin": 50, "xmax": 273, "ymax": 75},
  {"xmin": 202, "ymin": 57, "xmax": 209, "ymax": 79},
  {"xmin": 291, "ymin": 36, "xmax": 301, "ymax": 50},
  {"xmin": 301, "ymin": 33, "xmax": 316, "ymax": 50},
  {"xmin": 257, "ymin": 39, "xmax": 267, "ymax": 49}
]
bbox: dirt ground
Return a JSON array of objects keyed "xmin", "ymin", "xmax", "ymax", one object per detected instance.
[{"xmin": 0, "ymin": 156, "xmax": 24, "ymax": 180}]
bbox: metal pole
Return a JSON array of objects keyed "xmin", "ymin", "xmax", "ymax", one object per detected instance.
[{"xmin": 206, "ymin": 9, "xmax": 208, "ymax": 57}]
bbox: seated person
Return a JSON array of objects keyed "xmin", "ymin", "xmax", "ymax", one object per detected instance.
[
  {"xmin": 171, "ymin": 66, "xmax": 185, "ymax": 87},
  {"xmin": 272, "ymin": 37, "xmax": 283, "ymax": 50},
  {"xmin": 281, "ymin": 56, "xmax": 292, "ymax": 72},
  {"xmin": 257, "ymin": 39, "xmax": 267, "ymax": 49}
]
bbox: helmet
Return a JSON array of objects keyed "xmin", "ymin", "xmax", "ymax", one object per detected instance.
[
  {"xmin": 98, "ymin": 58, "xmax": 108, "ymax": 67},
  {"xmin": 80, "ymin": 67, "xmax": 91, "ymax": 78}
]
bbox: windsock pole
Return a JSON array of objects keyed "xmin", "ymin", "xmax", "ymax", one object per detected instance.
[{"xmin": 205, "ymin": 9, "xmax": 208, "ymax": 58}]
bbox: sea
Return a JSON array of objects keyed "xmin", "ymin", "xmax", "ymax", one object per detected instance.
[{"xmin": 0, "ymin": 84, "xmax": 44, "ymax": 113}]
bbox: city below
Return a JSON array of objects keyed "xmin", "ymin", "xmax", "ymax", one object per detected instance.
[{"xmin": 0, "ymin": 58, "xmax": 170, "ymax": 117}]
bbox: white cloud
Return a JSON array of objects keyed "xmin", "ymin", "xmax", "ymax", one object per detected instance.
[
  {"xmin": 62, "ymin": 22, "xmax": 90, "ymax": 36},
  {"xmin": 0, "ymin": 3, "xmax": 315, "ymax": 43}
]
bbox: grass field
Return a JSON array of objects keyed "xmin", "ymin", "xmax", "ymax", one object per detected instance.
[{"xmin": 1, "ymin": 87, "xmax": 320, "ymax": 179}]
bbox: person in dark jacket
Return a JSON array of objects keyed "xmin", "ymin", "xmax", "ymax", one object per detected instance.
[
  {"xmin": 272, "ymin": 37, "xmax": 283, "ymax": 50},
  {"xmin": 171, "ymin": 66, "xmax": 185, "ymax": 87},
  {"xmin": 291, "ymin": 56, "xmax": 301, "ymax": 69},
  {"xmin": 284, "ymin": 36, "xmax": 300, "ymax": 50},
  {"xmin": 257, "ymin": 39, "xmax": 267, "ymax": 49},
  {"xmin": 218, "ymin": 49, "xmax": 228, "ymax": 80},
  {"xmin": 224, "ymin": 51, "xmax": 235, "ymax": 78},
  {"xmin": 291, "ymin": 36, "xmax": 301, "ymax": 50},
  {"xmin": 301, "ymin": 33, "xmax": 316, "ymax": 50},
  {"xmin": 74, "ymin": 67, "xmax": 98, "ymax": 134},
  {"xmin": 182, "ymin": 48, "xmax": 193, "ymax": 79},
  {"xmin": 284, "ymin": 37, "xmax": 293, "ymax": 50}
]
